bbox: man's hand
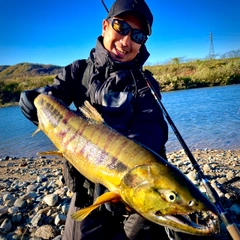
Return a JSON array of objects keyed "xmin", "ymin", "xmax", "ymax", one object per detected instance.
[{"xmin": 19, "ymin": 90, "xmax": 40, "ymax": 125}]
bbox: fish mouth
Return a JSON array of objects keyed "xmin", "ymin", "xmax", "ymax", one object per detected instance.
[{"xmin": 154, "ymin": 211, "xmax": 219, "ymax": 235}]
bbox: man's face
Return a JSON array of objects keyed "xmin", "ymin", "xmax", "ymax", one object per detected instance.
[{"xmin": 102, "ymin": 13, "xmax": 145, "ymax": 62}]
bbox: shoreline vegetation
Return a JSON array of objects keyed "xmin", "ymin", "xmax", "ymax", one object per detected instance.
[{"xmin": 0, "ymin": 57, "xmax": 240, "ymax": 107}]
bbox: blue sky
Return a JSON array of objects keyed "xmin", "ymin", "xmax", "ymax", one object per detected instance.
[{"xmin": 1, "ymin": 0, "xmax": 240, "ymax": 66}]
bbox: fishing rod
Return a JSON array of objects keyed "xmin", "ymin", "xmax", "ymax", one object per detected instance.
[
  {"xmin": 142, "ymin": 72, "xmax": 240, "ymax": 240},
  {"xmin": 99, "ymin": 0, "xmax": 240, "ymax": 239},
  {"xmin": 101, "ymin": 0, "xmax": 109, "ymax": 12}
]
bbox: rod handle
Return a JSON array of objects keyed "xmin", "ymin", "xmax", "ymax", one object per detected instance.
[
  {"xmin": 226, "ymin": 224, "xmax": 240, "ymax": 240},
  {"xmin": 219, "ymin": 209, "xmax": 240, "ymax": 239}
]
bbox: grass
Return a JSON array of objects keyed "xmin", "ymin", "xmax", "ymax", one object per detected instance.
[
  {"xmin": 145, "ymin": 58, "xmax": 240, "ymax": 91},
  {"xmin": 0, "ymin": 76, "xmax": 55, "ymax": 106}
]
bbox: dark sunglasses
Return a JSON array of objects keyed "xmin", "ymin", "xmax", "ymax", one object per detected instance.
[{"xmin": 108, "ymin": 18, "xmax": 148, "ymax": 44}]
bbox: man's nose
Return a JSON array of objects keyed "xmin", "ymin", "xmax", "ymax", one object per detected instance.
[{"xmin": 120, "ymin": 32, "xmax": 131, "ymax": 46}]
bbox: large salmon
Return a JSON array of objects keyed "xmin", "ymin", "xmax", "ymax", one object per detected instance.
[{"xmin": 34, "ymin": 93, "xmax": 219, "ymax": 236}]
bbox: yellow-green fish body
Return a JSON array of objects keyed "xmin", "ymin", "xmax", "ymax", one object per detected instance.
[{"xmin": 34, "ymin": 94, "xmax": 218, "ymax": 236}]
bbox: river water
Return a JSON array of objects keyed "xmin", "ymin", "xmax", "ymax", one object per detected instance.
[{"xmin": 0, "ymin": 85, "xmax": 239, "ymax": 158}]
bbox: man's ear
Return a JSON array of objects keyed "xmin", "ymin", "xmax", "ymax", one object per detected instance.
[{"xmin": 102, "ymin": 19, "xmax": 108, "ymax": 37}]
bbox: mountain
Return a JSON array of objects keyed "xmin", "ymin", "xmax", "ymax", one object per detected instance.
[{"xmin": 0, "ymin": 63, "xmax": 63, "ymax": 79}]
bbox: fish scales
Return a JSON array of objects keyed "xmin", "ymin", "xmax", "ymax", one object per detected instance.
[
  {"xmin": 36, "ymin": 95, "xmax": 160, "ymax": 187},
  {"xmin": 34, "ymin": 94, "xmax": 219, "ymax": 236},
  {"xmin": 59, "ymin": 112, "xmax": 152, "ymax": 176},
  {"xmin": 36, "ymin": 96, "xmax": 132, "ymax": 187}
]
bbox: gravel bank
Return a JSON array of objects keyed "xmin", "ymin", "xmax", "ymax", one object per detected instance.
[{"xmin": 0, "ymin": 149, "xmax": 240, "ymax": 239}]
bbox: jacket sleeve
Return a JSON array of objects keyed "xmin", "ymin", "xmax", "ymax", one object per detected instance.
[
  {"xmin": 46, "ymin": 60, "xmax": 83, "ymax": 105},
  {"xmin": 19, "ymin": 60, "xmax": 86, "ymax": 126}
]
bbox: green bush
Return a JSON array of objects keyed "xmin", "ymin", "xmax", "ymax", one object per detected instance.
[
  {"xmin": 145, "ymin": 57, "xmax": 240, "ymax": 91},
  {"xmin": 0, "ymin": 76, "xmax": 54, "ymax": 105}
]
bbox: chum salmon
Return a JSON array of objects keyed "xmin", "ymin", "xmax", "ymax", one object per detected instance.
[{"xmin": 34, "ymin": 93, "xmax": 219, "ymax": 236}]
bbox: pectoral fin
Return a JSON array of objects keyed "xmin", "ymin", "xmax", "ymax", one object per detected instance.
[
  {"xmin": 32, "ymin": 128, "xmax": 41, "ymax": 136},
  {"xmin": 71, "ymin": 192, "xmax": 121, "ymax": 221}
]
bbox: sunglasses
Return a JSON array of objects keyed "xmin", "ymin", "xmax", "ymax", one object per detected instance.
[{"xmin": 108, "ymin": 18, "xmax": 148, "ymax": 44}]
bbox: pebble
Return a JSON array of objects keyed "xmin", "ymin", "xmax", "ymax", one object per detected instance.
[
  {"xmin": 0, "ymin": 219, "xmax": 12, "ymax": 234},
  {"xmin": 43, "ymin": 194, "xmax": 59, "ymax": 207},
  {"xmin": 0, "ymin": 149, "xmax": 239, "ymax": 239}
]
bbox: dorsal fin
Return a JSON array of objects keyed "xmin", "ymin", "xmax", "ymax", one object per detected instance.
[{"xmin": 79, "ymin": 101, "xmax": 104, "ymax": 123}]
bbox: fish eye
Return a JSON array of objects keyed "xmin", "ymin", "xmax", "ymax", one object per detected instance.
[
  {"xmin": 158, "ymin": 190, "xmax": 177, "ymax": 203},
  {"xmin": 166, "ymin": 191, "xmax": 176, "ymax": 202}
]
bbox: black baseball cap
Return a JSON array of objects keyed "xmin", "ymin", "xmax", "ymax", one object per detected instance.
[{"xmin": 107, "ymin": 0, "xmax": 153, "ymax": 36}]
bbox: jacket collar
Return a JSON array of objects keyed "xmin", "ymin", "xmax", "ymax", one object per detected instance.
[{"xmin": 89, "ymin": 36, "xmax": 150, "ymax": 71}]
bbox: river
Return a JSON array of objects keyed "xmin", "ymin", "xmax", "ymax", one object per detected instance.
[{"xmin": 0, "ymin": 85, "xmax": 239, "ymax": 158}]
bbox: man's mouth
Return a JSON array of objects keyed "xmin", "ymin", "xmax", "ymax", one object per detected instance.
[{"xmin": 115, "ymin": 46, "xmax": 127, "ymax": 58}]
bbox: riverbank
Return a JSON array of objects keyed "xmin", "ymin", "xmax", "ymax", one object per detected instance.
[
  {"xmin": 0, "ymin": 149, "xmax": 240, "ymax": 239},
  {"xmin": 1, "ymin": 58, "xmax": 240, "ymax": 106}
]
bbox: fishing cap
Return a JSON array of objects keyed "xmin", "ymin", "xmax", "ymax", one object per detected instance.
[{"xmin": 107, "ymin": 0, "xmax": 153, "ymax": 36}]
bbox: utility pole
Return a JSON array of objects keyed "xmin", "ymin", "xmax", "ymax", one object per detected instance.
[{"xmin": 209, "ymin": 31, "xmax": 215, "ymax": 59}]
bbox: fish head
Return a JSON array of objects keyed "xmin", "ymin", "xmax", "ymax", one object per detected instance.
[{"xmin": 120, "ymin": 162, "xmax": 219, "ymax": 236}]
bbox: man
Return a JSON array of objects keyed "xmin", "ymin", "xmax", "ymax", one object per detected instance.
[{"xmin": 19, "ymin": 0, "xmax": 195, "ymax": 239}]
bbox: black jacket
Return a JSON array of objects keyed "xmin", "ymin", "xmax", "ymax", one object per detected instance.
[
  {"xmin": 20, "ymin": 36, "xmax": 168, "ymax": 154},
  {"xmin": 20, "ymin": 36, "xmax": 168, "ymax": 196},
  {"xmin": 19, "ymin": 36, "xmax": 173, "ymax": 240}
]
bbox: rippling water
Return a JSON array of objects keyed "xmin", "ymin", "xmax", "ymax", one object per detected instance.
[
  {"xmin": 162, "ymin": 84, "xmax": 240, "ymax": 152},
  {"xmin": 0, "ymin": 85, "xmax": 239, "ymax": 158}
]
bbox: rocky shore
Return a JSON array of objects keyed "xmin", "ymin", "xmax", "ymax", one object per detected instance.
[{"xmin": 0, "ymin": 149, "xmax": 240, "ymax": 240}]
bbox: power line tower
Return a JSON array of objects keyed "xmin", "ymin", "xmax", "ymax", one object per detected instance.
[{"xmin": 209, "ymin": 31, "xmax": 215, "ymax": 59}]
